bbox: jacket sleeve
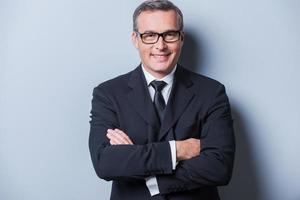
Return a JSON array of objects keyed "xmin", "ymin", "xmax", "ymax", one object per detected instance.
[
  {"xmin": 88, "ymin": 86, "xmax": 174, "ymax": 181},
  {"xmin": 157, "ymin": 84, "xmax": 235, "ymax": 194}
]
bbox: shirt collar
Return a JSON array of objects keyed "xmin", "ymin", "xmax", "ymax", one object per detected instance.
[{"xmin": 141, "ymin": 64, "xmax": 177, "ymax": 86}]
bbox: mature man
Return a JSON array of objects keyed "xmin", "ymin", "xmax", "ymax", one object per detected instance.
[{"xmin": 89, "ymin": 1, "xmax": 235, "ymax": 199}]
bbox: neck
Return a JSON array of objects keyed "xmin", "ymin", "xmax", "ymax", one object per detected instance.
[{"xmin": 141, "ymin": 65, "xmax": 176, "ymax": 80}]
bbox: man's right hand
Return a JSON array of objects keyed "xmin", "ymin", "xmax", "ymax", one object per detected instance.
[{"xmin": 176, "ymin": 138, "xmax": 201, "ymax": 161}]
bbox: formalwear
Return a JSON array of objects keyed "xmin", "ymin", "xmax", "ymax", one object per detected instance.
[{"xmin": 89, "ymin": 65, "xmax": 235, "ymax": 200}]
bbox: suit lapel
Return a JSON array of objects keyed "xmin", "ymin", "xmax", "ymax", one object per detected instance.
[
  {"xmin": 126, "ymin": 66, "xmax": 160, "ymax": 131},
  {"xmin": 158, "ymin": 66, "xmax": 195, "ymax": 141},
  {"xmin": 126, "ymin": 65, "xmax": 195, "ymax": 142}
]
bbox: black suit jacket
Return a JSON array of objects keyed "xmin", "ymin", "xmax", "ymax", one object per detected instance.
[{"xmin": 89, "ymin": 65, "xmax": 235, "ymax": 200}]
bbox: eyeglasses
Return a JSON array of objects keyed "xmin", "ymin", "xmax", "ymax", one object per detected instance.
[{"xmin": 136, "ymin": 30, "xmax": 182, "ymax": 44}]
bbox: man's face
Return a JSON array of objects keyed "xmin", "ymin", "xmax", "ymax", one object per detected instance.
[{"xmin": 132, "ymin": 10, "xmax": 184, "ymax": 78}]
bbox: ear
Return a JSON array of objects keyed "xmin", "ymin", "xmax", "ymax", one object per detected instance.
[
  {"xmin": 179, "ymin": 31, "xmax": 185, "ymax": 49},
  {"xmin": 131, "ymin": 32, "xmax": 139, "ymax": 49},
  {"xmin": 180, "ymin": 31, "xmax": 185, "ymax": 42}
]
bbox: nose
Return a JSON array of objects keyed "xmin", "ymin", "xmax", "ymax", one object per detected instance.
[{"xmin": 154, "ymin": 35, "xmax": 167, "ymax": 50}]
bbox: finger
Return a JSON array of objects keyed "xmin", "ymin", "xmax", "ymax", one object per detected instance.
[
  {"xmin": 112, "ymin": 132, "xmax": 131, "ymax": 144},
  {"xmin": 106, "ymin": 129, "xmax": 115, "ymax": 140},
  {"xmin": 110, "ymin": 139, "xmax": 118, "ymax": 145},
  {"xmin": 107, "ymin": 130, "xmax": 131, "ymax": 144},
  {"xmin": 108, "ymin": 135, "xmax": 123, "ymax": 145},
  {"xmin": 109, "ymin": 129, "xmax": 132, "ymax": 144},
  {"xmin": 107, "ymin": 132, "xmax": 125, "ymax": 144},
  {"xmin": 106, "ymin": 132, "xmax": 114, "ymax": 140},
  {"xmin": 107, "ymin": 129, "xmax": 133, "ymax": 145},
  {"xmin": 115, "ymin": 129, "xmax": 133, "ymax": 144}
]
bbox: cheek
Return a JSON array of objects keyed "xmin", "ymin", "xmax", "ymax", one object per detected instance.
[
  {"xmin": 170, "ymin": 43, "xmax": 182, "ymax": 52},
  {"xmin": 138, "ymin": 48, "xmax": 151, "ymax": 60},
  {"xmin": 170, "ymin": 47, "xmax": 181, "ymax": 57},
  {"xmin": 141, "ymin": 49, "xmax": 149, "ymax": 57}
]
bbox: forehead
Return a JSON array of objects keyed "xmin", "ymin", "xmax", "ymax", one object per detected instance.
[{"xmin": 136, "ymin": 10, "xmax": 179, "ymax": 32}]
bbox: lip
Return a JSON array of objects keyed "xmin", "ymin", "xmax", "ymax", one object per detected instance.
[
  {"xmin": 151, "ymin": 53, "xmax": 171, "ymax": 56},
  {"xmin": 151, "ymin": 53, "xmax": 170, "ymax": 62}
]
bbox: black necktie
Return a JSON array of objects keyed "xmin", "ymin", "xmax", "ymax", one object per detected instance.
[{"xmin": 150, "ymin": 80, "xmax": 167, "ymax": 124}]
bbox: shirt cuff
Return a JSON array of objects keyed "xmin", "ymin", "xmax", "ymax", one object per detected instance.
[
  {"xmin": 169, "ymin": 140, "xmax": 177, "ymax": 170},
  {"xmin": 145, "ymin": 176, "xmax": 160, "ymax": 196}
]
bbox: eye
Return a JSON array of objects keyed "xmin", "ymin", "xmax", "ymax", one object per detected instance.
[
  {"xmin": 164, "ymin": 31, "xmax": 178, "ymax": 38},
  {"xmin": 165, "ymin": 32, "xmax": 177, "ymax": 37},
  {"xmin": 143, "ymin": 33, "xmax": 157, "ymax": 38}
]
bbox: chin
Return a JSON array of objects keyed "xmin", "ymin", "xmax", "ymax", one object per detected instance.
[
  {"xmin": 154, "ymin": 61, "xmax": 172, "ymax": 69},
  {"xmin": 143, "ymin": 61, "xmax": 175, "ymax": 76},
  {"xmin": 155, "ymin": 66, "xmax": 173, "ymax": 74}
]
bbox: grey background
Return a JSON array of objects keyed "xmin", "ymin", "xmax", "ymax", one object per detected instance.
[{"xmin": 1, "ymin": 0, "xmax": 299, "ymax": 200}]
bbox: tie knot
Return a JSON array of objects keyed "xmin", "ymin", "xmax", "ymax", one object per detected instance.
[{"xmin": 150, "ymin": 80, "xmax": 166, "ymax": 92}]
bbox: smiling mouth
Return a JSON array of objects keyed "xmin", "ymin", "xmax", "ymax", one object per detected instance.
[{"xmin": 151, "ymin": 53, "xmax": 171, "ymax": 60}]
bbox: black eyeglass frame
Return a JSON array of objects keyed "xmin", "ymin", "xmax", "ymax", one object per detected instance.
[{"xmin": 136, "ymin": 30, "xmax": 183, "ymax": 44}]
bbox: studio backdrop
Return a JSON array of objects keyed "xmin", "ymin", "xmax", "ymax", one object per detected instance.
[{"xmin": 1, "ymin": 0, "xmax": 299, "ymax": 200}]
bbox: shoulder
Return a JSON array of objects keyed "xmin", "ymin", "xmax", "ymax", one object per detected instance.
[
  {"xmin": 93, "ymin": 67, "xmax": 138, "ymax": 95},
  {"xmin": 178, "ymin": 66, "xmax": 224, "ymax": 93},
  {"xmin": 178, "ymin": 66, "xmax": 230, "ymax": 107}
]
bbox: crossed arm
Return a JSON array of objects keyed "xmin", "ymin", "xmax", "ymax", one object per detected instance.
[
  {"xmin": 89, "ymin": 84, "xmax": 235, "ymax": 194},
  {"xmin": 106, "ymin": 128, "xmax": 200, "ymax": 161}
]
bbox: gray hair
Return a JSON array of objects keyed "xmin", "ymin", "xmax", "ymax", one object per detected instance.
[{"xmin": 133, "ymin": 0, "xmax": 184, "ymax": 32}]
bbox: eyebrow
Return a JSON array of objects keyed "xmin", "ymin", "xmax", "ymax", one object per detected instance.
[{"xmin": 141, "ymin": 29, "xmax": 180, "ymax": 34}]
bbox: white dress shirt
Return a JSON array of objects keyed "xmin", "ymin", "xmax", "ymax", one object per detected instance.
[{"xmin": 141, "ymin": 65, "xmax": 177, "ymax": 196}]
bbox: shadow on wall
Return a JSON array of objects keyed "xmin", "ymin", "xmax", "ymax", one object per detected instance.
[
  {"xmin": 179, "ymin": 29, "xmax": 266, "ymax": 200},
  {"xmin": 219, "ymin": 107, "xmax": 264, "ymax": 200},
  {"xmin": 178, "ymin": 29, "xmax": 203, "ymax": 71}
]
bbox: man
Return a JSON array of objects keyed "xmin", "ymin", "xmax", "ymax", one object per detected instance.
[{"xmin": 89, "ymin": 1, "xmax": 235, "ymax": 199}]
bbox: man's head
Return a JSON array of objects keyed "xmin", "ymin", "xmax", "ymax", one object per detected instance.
[{"xmin": 132, "ymin": 0, "xmax": 184, "ymax": 78}]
